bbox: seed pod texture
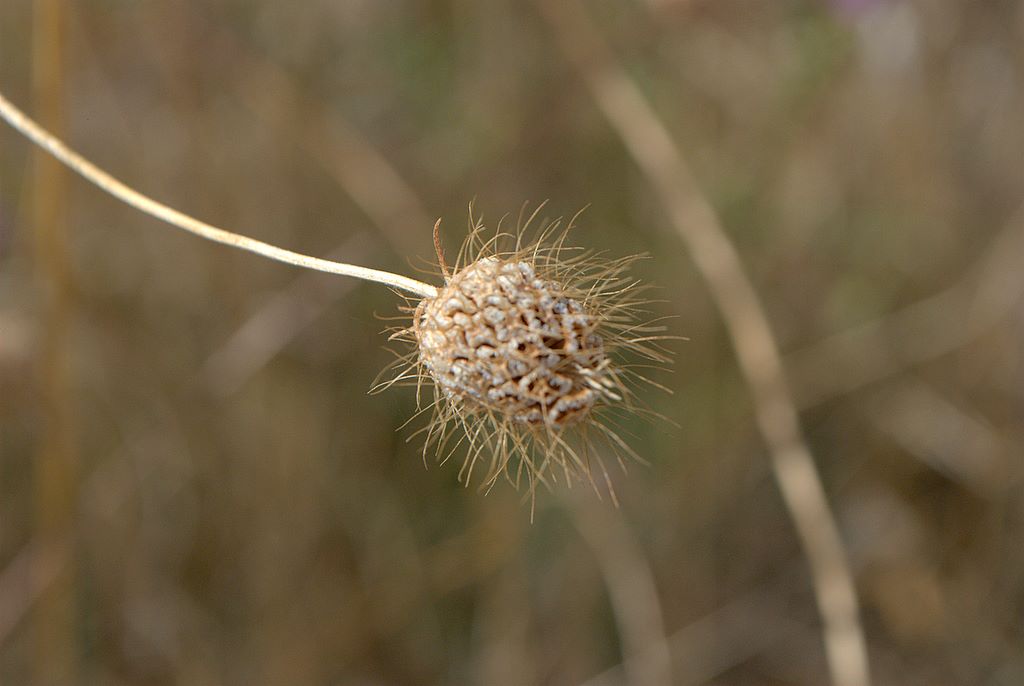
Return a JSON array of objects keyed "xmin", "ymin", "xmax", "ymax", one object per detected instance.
[
  {"xmin": 416, "ymin": 256, "xmax": 613, "ymax": 428},
  {"xmin": 383, "ymin": 210, "xmax": 671, "ymax": 498}
]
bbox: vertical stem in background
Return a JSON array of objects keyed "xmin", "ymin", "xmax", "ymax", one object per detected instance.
[
  {"xmin": 30, "ymin": 0, "xmax": 77, "ymax": 683},
  {"xmin": 535, "ymin": 3, "xmax": 870, "ymax": 685},
  {"xmin": 569, "ymin": 495, "xmax": 673, "ymax": 686}
]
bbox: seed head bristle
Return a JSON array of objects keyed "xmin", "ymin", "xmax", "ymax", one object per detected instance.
[{"xmin": 381, "ymin": 207, "xmax": 673, "ymax": 500}]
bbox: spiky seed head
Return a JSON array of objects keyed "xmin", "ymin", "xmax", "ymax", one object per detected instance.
[
  {"xmin": 382, "ymin": 207, "xmax": 672, "ymax": 499},
  {"xmin": 415, "ymin": 256, "xmax": 614, "ymax": 428}
]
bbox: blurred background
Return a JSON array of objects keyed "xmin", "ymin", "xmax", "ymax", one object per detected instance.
[{"xmin": 1, "ymin": 1, "xmax": 1022, "ymax": 684}]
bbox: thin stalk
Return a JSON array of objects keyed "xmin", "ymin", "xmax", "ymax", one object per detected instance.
[
  {"xmin": 29, "ymin": 1, "xmax": 78, "ymax": 684},
  {"xmin": 0, "ymin": 91, "xmax": 438, "ymax": 299},
  {"xmin": 536, "ymin": 3, "xmax": 871, "ymax": 686}
]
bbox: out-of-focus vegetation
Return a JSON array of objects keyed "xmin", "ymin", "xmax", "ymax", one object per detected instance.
[{"xmin": 1, "ymin": 1, "xmax": 1022, "ymax": 684}]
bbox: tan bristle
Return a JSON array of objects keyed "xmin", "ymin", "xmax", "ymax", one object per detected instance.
[{"xmin": 415, "ymin": 256, "xmax": 615, "ymax": 428}]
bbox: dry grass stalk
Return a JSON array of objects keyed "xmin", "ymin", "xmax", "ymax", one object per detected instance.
[
  {"xmin": 534, "ymin": 2, "xmax": 871, "ymax": 684},
  {"xmin": 28, "ymin": 1, "xmax": 78, "ymax": 682},
  {"xmin": 0, "ymin": 91, "xmax": 437, "ymax": 299}
]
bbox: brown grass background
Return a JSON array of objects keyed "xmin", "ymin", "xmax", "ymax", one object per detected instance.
[{"xmin": 1, "ymin": 1, "xmax": 1022, "ymax": 684}]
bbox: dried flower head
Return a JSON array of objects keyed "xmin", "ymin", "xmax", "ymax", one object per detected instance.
[
  {"xmin": 0, "ymin": 90, "xmax": 677, "ymax": 503},
  {"xmin": 379, "ymin": 206, "xmax": 672, "ymax": 500}
]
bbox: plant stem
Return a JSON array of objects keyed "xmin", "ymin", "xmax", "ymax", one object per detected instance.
[
  {"xmin": 29, "ymin": 2, "xmax": 78, "ymax": 684},
  {"xmin": 0, "ymin": 90, "xmax": 438, "ymax": 299},
  {"xmin": 536, "ymin": 3, "xmax": 871, "ymax": 686}
]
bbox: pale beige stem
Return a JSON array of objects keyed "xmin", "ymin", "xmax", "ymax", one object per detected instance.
[
  {"xmin": 0, "ymin": 91, "xmax": 438, "ymax": 300},
  {"xmin": 536, "ymin": 3, "xmax": 870, "ymax": 686},
  {"xmin": 569, "ymin": 493, "xmax": 673, "ymax": 686}
]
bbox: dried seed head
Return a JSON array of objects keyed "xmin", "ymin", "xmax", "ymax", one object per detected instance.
[
  {"xmin": 381, "ymin": 208, "xmax": 672, "ymax": 499},
  {"xmin": 416, "ymin": 256, "xmax": 613, "ymax": 428}
]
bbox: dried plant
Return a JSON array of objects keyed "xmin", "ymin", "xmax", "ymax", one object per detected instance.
[
  {"xmin": 0, "ymin": 92, "xmax": 670, "ymax": 500},
  {"xmin": 380, "ymin": 209, "xmax": 672, "ymax": 498}
]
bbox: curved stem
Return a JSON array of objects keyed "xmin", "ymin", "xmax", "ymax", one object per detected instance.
[
  {"xmin": 536, "ymin": 4, "xmax": 871, "ymax": 686},
  {"xmin": 0, "ymin": 90, "xmax": 438, "ymax": 300}
]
